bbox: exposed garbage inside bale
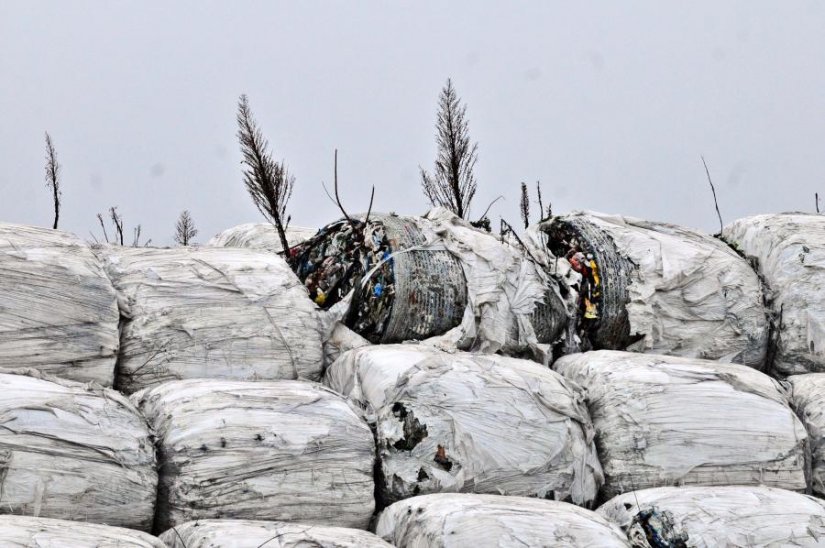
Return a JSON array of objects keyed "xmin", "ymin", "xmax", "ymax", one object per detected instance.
[
  {"xmin": 375, "ymin": 493, "xmax": 631, "ymax": 548},
  {"xmin": 787, "ymin": 373, "xmax": 825, "ymax": 496},
  {"xmin": 723, "ymin": 213, "xmax": 825, "ymax": 375},
  {"xmin": 134, "ymin": 379, "xmax": 376, "ymax": 533},
  {"xmin": 96, "ymin": 246, "xmax": 323, "ymax": 394},
  {"xmin": 0, "ymin": 223, "xmax": 120, "ymax": 385},
  {"xmin": 208, "ymin": 223, "xmax": 318, "ymax": 253},
  {"xmin": 554, "ymin": 351, "xmax": 809, "ymax": 500},
  {"xmin": 0, "ymin": 516, "xmax": 165, "ymax": 548},
  {"xmin": 160, "ymin": 519, "xmax": 394, "ymax": 548},
  {"xmin": 598, "ymin": 486, "xmax": 825, "ymax": 547},
  {"xmin": 544, "ymin": 212, "xmax": 769, "ymax": 368},
  {"xmin": 325, "ymin": 345, "xmax": 603, "ymax": 507},
  {"xmin": 0, "ymin": 372, "xmax": 157, "ymax": 531}
]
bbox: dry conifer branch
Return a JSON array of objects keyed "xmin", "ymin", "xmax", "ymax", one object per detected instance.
[
  {"xmin": 44, "ymin": 132, "xmax": 61, "ymax": 229},
  {"xmin": 701, "ymin": 155, "xmax": 724, "ymax": 234}
]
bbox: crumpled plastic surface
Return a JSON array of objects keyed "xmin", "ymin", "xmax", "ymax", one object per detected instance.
[
  {"xmin": 96, "ymin": 246, "xmax": 323, "ymax": 393},
  {"xmin": 552, "ymin": 212, "xmax": 769, "ymax": 367},
  {"xmin": 554, "ymin": 350, "xmax": 809, "ymax": 500},
  {"xmin": 598, "ymin": 486, "xmax": 825, "ymax": 548},
  {"xmin": 208, "ymin": 223, "xmax": 317, "ymax": 253},
  {"xmin": 723, "ymin": 213, "xmax": 825, "ymax": 375},
  {"xmin": 0, "ymin": 371, "xmax": 157, "ymax": 531},
  {"xmin": 160, "ymin": 519, "xmax": 394, "ymax": 547},
  {"xmin": 375, "ymin": 493, "xmax": 630, "ymax": 548},
  {"xmin": 325, "ymin": 345, "xmax": 603, "ymax": 506},
  {"xmin": 788, "ymin": 373, "xmax": 825, "ymax": 496},
  {"xmin": 0, "ymin": 515, "xmax": 164, "ymax": 547},
  {"xmin": 133, "ymin": 379, "xmax": 376, "ymax": 532},
  {"xmin": 0, "ymin": 223, "xmax": 119, "ymax": 385}
]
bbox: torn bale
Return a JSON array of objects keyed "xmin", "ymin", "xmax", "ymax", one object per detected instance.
[
  {"xmin": 787, "ymin": 373, "xmax": 825, "ymax": 496},
  {"xmin": 133, "ymin": 379, "xmax": 376, "ymax": 532},
  {"xmin": 0, "ymin": 371, "xmax": 157, "ymax": 531},
  {"xmin": 554, "ymin": 350, "xmax": 809, "ymax": 500},
  {"xmin": 723, "ymin": 213, "xmax": 825, "ymax": 375},
  {"xmin": 159, "ymin": 519, "xmax": 394, "ymax": 547},
  {"xmin": 544, "ymin": 212, "xmax": 769, "ymax": 368},
  {"xmin": 0, "ymin": 222, "xmax": 119, "ymax": 385},
  {"xmin": 96, "ymin": 246, "xmax": 324, "ymax": 394},
  {"xmin": 375, "ymin": 493, "xmax": 630, "ymax": 547},
  {"xmin": 598, "ymin": 486, "xmax": 825, "ymax": 547},
  {"xmin": 208, "ymin": 223, "xmax": 318, "ymax": 254},
  {"xmin": 0, "ymin": 516, "xmax": 164, "ymax": 547},
  {"xmin": 325, "ymin": 345, "xmax": 603, "ymax": 507}
]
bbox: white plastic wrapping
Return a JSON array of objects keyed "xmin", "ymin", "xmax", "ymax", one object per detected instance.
[
  {"xmin": 788, "ymin": 373, "xmax": 825, "ymax": 496},
  {"xmin": 0, "ymin": 371, "xmax": 157, "ymax": 531},
  {"xmin": 723, "ymin": 213, "xmax": 825, "ymax": 374},
  {"xmin": 325, "ymin": 345, "xmax": 603, "ymax": 506},
  {"xmin": 134, "ymin": 379, "xmax": 375, "ymax": 532},
  {"xmin": 375, "ymin": 493, "xmax": 630, "ymax": 548},
  {"xmin": 97, "ymin": 246, "xmax": 323, "ymax": 394},
  {"xmin": 0, "ymin": 515, "xmax": 164, "ymax": 547},
  {"xmin": 598, "ymin": 486, "xmax": 825, "ymax": 547},
  {"xmin": 0, "ymin": 223, "xmax": 119, "ymax": 385},
  {"xmin": 548, "ymin": 211, "xmax": 769, "ymax": 367},
  {"xmin": 159, "ymin": 519, "xmax": 393, "ymax": 547},
  {"xmin": 209, "ymin": 223, "xmax": 317, "ymax": 253},
  {"xmin": 554, "ymin": 350, "xmax": 809, "ymax": 499}
]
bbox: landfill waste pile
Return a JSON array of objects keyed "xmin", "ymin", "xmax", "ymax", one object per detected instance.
[
  {"xmin": 0, "ymin": 516, "xmax": 165, "ymax": 548},
  {"xmin": 134, "ymin": 379, "xmax": 376, "ymax": 533},
  {"xmin": 598, "ymin": 486, "xmax": 825, "ymax": 547},
  {"xmin": 0, "ymin": 371, "xmax": 157, "ymax": 531},
  {"xmin": 543, "ymin": 212, "xmax": 769, "ymax": 368},
  {"xmin": 208, "ymin": 223, "xmax": 318, "ymax": 253},
  {"xmin": 326, "ymin": 345, "xmax": 603, "ymax": 506},
  {"xmin": 160, "ymin": 519, "xmax": 394, "ymax": 548},
  {"xmin": 554, "ymin": 350, "xmax": 809, "ymax": 499},
  {"xmin": 723, "ymin": 213, "xmax": 825, "ymax": 375},
  {"xmin": 787, "ymin": 373, "xmax": 825, "ymax": 497},
  {"xmin": 96, "ymin": 246, "xmax": 324, "ymax": 393},
  {"xmin": 375, "ymin": 493, "xmax": 631, "ymax": 548},
  {"xmin": 0, "ymin": 222, "xmax": 119, "ymax": 385}
]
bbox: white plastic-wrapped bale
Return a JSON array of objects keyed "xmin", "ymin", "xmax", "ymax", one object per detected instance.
[
  {"xmin": 788, "ymin": 373, "xmax": 825, "ymax": 496},
  {"xmin": 208, "ymin": 223, "xmax": 318, "ymax": 253},
  {"xmin": 159, "ymin": 520, "xmax": 394, "ymax": 548},
  {"xmin": 134, "ymin": 379, "xmax": 375, "ymax": 532},
  {"xmin": 375, "ymin": 493, "xmax": 631, "ymax": 548},
  {"xmin": 723, "ymin": 213, "xmax": 825, "ymax": 374},
  {"xmin": 0, "ymin": 515, "xmax": 164, "ymax": 547},
  {"xmin": 0, "ymin": 372, "xmax": 157, "ymax": 531},
  {"xmin": 598, "ymin": 486, "xmax": 825, "ymax": 547},
  {"xmin": 325, "ymin": 345, "xmax": 603, "ymax": 506},
  {"xmin": 545, "ymin": 212, "xmax": 769, "ymax": 368},
  {"xmin": 0, "ymin": 223, "xmax": 119, "ymax": 385},
  {"xmin": 97, "ymin": 246, "xmax": 323, "ymax": 394},
  {"xmin": 554, "ymin": 350, "xmax": 809, "ymax": 500}
]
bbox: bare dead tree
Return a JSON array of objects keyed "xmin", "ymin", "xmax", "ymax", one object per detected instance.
[
  {"xmin": 95, "ymin": 206, "xmax": 151, "ymax": 247},
  {"xmin": 817, "ymin": 192, "xmax": 821, "ymax": 214},
  {"xmin": 536, "ymin": 180, "xmax": 552, "ymax": 219},
  {"xmin": 44, "ymin": 132, "xmax": 62, "ymax": 229},
  {"xmin": 420, "ymin": 78, "xmax": 478, "ymax": 219},
  {"xmin": 701, "ymin": 155, "xmax": 724, "ymax": 235},
  {"xmin": 520, "ymin": 182, "xmax": 530, "ymax": 228},
  {"xmin": 110, "ymin": 207, "xmax": 124, "ymax": 245},
  {"xmin": 174, "ymin": 210, "xmax": 198, "ymax": 246},
  {"xmin": 237, "ymin": 94, "xmax": 293, "ymax": 255}
]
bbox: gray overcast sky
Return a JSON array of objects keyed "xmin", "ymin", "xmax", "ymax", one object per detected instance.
[{"xmin": 2, "ymin": 2, "xmax": 824, "ymax": 245}]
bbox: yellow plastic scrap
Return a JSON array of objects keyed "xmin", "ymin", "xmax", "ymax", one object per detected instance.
[
  {"xmin": 584, "ymin": 298, "xmax": 598, "ymax": 319},
  {"xmin": 315, "ymin": 290, "xmax": 327, "ymax": 305},
  {"xmin": 590, "ymin": 259, "xmax": 600, "ymax": 286}
]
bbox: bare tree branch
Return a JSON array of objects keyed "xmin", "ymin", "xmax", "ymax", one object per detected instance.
[
  {"xmin": 44, "ymin": 132, "xmax": 61, "ymax": 229},
  {"xmin": 332, "ymin": 149, "xmax": 354, "ymax": 224},
  {"xmin": 109, "ymin": 207, "xmax": 124, "ymax": 246},
  {"xmin": 520, "ymin": 182, "xmax": 530, "ymax": 228},
  {"xmin": 701, "ymin": 155, "xmax": 724, "ymax": 234},
  {"xmin": 817, "ymin": 192, "xmax": 821, "ymax": 214},
  {"xmin": 174, "ymin": 210, "xmax": 198, "ymax": 246}
]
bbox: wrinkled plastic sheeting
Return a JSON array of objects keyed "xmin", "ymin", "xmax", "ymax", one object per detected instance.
[
  {"xmin": 552, "ymin": 212, "xmax": 769, "ymax": 367},
  {"xmin": 0, "ymin": 516, "xmax": 165, "ymax": 548},
  {"xmin": 554, "ymin": 350, "xmax": 809, "ymax": 500},
  {"xmin": 96, "ymin": 246, "xmax": 323, "ymax": 394},
  {"xmin": 598, "ymin": 486, "xmax": 825, "ymax": 547},
  {"xmin": 160, "ymin": 519, "xmax": 394, "ymax": 548},
  {"xmin": 0, "ymin": 223, "xmax": 119, "ymax": 385},
  {"xmin": 133, "ymin": 379, "xmax": 376, "ymax": 532},
  {"xmin": 208, "ymin": 223, "xmax": 317, "ymax": 253},
  {"xmin": 788, "ymin": 373, "xmax": 825, "ymax": 497},
  {"xmin": 723, "ymin": 213, "xmax": 825, "ymax": 375},
  {"xmin": 325, "ymin": 345, "xmax": 603, "ymax": 506},
  {"xmin": 375, "ymin": 493, "xmax": 631, "ymax": 548},
  {"xmin": 0, "ymin": 372, "xmax": 157, "ymax": 531}
]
